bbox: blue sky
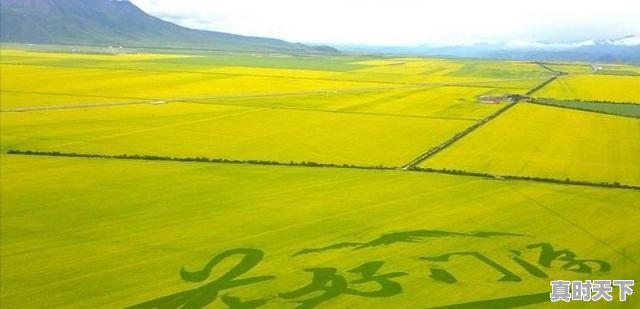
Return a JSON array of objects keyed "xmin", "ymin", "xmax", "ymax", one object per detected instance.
[{"xmin": 130, "ymin": 0, "xmax": 640, "ymax": 46}]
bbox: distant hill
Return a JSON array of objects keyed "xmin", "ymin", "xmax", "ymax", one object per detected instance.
[
  {"xmin": 0, "ymin": 0, "xmax": 338, "ymax": 53},
  {"xmin": 341, "ymin": 35, "xmax": 640, "ymax": 64}
]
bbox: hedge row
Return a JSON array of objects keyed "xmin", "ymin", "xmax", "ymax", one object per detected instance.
[
  {"xmin": 6, "ymin": 150, "xmax": 394, "ymax": 171},
  {"xmin": 413, "ymin": 167, "xmax": 639, "ymax": 191},
  {"xmin": 8, "ymin": 149, "xmax": 637, "ymax": 190}
]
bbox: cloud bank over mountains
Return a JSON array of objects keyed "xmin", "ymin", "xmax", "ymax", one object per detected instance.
[{"xmin": 130, "ymin": 0, "xmax": 640, "ymax": 46}]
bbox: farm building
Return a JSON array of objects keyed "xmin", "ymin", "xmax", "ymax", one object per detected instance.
[{"xmin": 478, "ymin": 94, "xmax": 529, "ymax": 104}]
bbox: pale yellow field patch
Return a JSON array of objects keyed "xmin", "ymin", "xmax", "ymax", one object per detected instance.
[
  {"xmin": 1, "ymin": 102, "xmax": 475, "ymax": 166},
  {"xmin": 336, "ymin": 86, "xmax": 502, "ymax": 119},
  {"xmin": 535, "ymin": 74, "xmax": 640, "ymax": 103},
  {"xmin": 201, "ymin": 66, "xmax": 339, "ymax": 79},
  {"xmin": 189, "ymin": 85, "xmax": 503, "ymax": 119},
  {"xmin": 0, "ymin": 63, "xmax": 385, "ymax": 108}
]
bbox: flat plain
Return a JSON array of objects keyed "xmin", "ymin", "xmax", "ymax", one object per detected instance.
[
  {"xmin": 1, "ymin": 103, "xmax": 476, "ymax": 166},
  {"xmin": 1, "ymin": 47, "xmax": 639, "ymax": 309},
  {"xmin": 2, "ymin": 155, "xmax": 638, "ymax": 309}
]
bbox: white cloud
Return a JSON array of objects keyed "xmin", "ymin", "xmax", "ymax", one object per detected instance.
[
  {"xmin": 606, "ymin": 35, "xmax": 640, "ymax": 46},
  {"xmin": 129, "ymin": 0, "xmax": 640, "ymax": 46}
]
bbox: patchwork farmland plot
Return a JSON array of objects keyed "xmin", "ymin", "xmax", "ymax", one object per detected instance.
[
  {"xmin": 542, "ymin": 63, "xmax": 595, "ymax": 74},
  {"xmin": 1, "ymin": 47, "xmax": 639, "ymax": 309},
  {"xmin": 530, "ymin": 98, "xmax": 640, "ymax": 118},
  {"xmin": 0, "ymin": 52, "xmax": 550, "ymax": 111},
  {"xmin": 184, "ymin": 86, "xmax": 504, "ymax": 120},
  {"xmin": 420, "ymin": 103, "xmax": 640, "ymax": 185},
  {"xmin": 0, "ymin": 102, "xmax": 476, "ymax": 166},
  {"xmin": 535, "ymin": 74, "xmax": 640, "ymax": 103},
  {"xmin": 0, "ymin": 64, "xmax": 388, "ymax": 110},
  {"xmin": 338, "ymin": 58, "xmax": 551, "ymax": 87},
  {"xmin": 1, "ymin": 155, "xmax": 639, "ymax": 309}
]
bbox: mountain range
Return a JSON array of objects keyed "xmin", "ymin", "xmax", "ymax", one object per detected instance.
[
  {"xmin": 340, "ymin": 35, "xmax": 640, "ymax": 64},
  {"xmin": 0, "ymin": 0, "xmax": 338, "ymax": 53},
  {"xmin": 1, "ymin": 0, "xmax": 638, "ymax": 63}
]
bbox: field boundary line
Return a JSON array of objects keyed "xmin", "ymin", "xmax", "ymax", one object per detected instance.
[
  {"xmin": 0, "ymin": 101, "xmax": 150, "ymax": 112},
  {"xmin": 525, "ymin": 75, "xmax": 558, "ymax": 96},
  {"xmin": 179, "ymin": 99, "xmax": 479, "ymax": 121},
  {"xmin": 7, "ymin": 150, "xmax": 639, "ymax": 191},
  {"xmin": 0, "ymin": 88, "xmax": 479, "ymax": 121},
  {"xmin": 412, "ymin": 166, "xmax": 639, "ymax": 191},
  {"xmin": 400, "ymin": 71, "xmax": 564, "ymax": 171},
  {"xmin": 0, "ymin": 86, "xmax": 415, "ymax": 111},
  {"xmin": 5, "ymin": 149, "xmax": 395, "ymax": 171},
  {"xmin": 3, "ymin": 62, "xmax": 528, "ymax": 89},
  {"xmin": 525, "ymin": 62, "xmax": 566, "ymax": 96},
  {"xmin": 533, "ymin": 61, "xmax": 640, "ymax": 77},
  {"xmin": 0, "ymin": 86, "xmax": 421, "ymax": 113},
  {"xmin": 401, "ymin": 101, "xmax": 519, "ymax": 170},
  {"xmin": 1, "ymin": 62, "xmax": 421, "ymax": 87},
  {"xmin": 533, "ymin": 61, "xmax": 568, "ymax": 75},
  {"xmin": 401, "ymin": 71, "xmax": 559, "ymax": 170},
  {"xmin": 1, "ymin": 62, "xmax": 554, "ymax": 90}
]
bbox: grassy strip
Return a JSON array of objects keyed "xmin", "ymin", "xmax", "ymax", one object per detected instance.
[
  {"xmin": 401, "ymin": 102, "xmax": 518, "ymax": 169},
  {"xmin": 8, "ymin": 149, "xmax": 638, "ymax": 191},
  {"xmin": 530, "ymin": 98, "xmax": 640, "ymax": 118},
  {"xmin": 531, "ymin": 96, "xmax": 640, "ymax": 105},
  {"xmin": 414, "ymin": 167, "xmax": 639, "ymax": 191}
]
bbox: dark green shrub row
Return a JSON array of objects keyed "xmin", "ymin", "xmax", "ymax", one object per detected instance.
[
  {"xmin": 526, "ymin": 76, "xmax": 558, "ymax": 96},
  {"xmin": 9, "ymin": 149, "xmax": 636, "ymax": 190},
  {"xmin": 413, "ymin": 167, "xmax": 639, "ymax": 191},
  {"xmin": 6, "ymin": 149, "xmax": 393, "ymax": 171},
  {"xmin": 533, "ymin": 62, "xmax": 568, "ymax": 75}
]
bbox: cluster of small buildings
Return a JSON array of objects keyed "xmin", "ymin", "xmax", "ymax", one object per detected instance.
[{"xmin": 477, "ymin": 94, "xmax": 529, "ymax": 104}]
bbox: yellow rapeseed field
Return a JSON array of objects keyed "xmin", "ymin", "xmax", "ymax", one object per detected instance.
[
  {"xmin": 0, "ymin": 102, "xmax": 476, "ymax": 166},
  {"xmin": 421, "ymin": 103, "xmax": 640, "ymax": 185},
  {"xmin": 1, "ymin": 47, "xmax": 639, "ymax": 309},
  {"xmin": 535, "ymin": 74, "xmax": 640, "ymax": 103}
]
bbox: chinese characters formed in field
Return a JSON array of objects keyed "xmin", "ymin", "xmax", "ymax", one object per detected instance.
[{"xmin": 125, "ymin": 230, "xmax": 620, "ymax": 309}]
